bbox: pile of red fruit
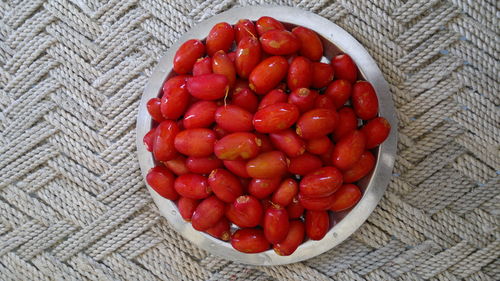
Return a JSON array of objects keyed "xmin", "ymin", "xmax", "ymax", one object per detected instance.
[{"xmin": 143, "ymin": 16, "xmax": 390, "ymax": 256}]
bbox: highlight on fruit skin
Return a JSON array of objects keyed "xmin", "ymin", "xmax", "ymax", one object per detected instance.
[{"xmin": 144, "ymin": 16, "xmax": 390, "ymax": 256}]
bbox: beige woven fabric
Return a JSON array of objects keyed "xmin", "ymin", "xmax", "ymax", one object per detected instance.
[{"xmin": 1, "ymin": 0, "xmax": 499, "ymax": 280}]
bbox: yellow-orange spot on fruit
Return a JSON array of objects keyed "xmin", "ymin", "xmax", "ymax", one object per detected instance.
[
  {"xmin": 277, "ymin": 122, "xmax": 286, "ymax": 129},
  {"xmin": 269, "ymin": 40, "xmax": 281, "ymax": 48},
  {"xmin": 296, "ymin": 126, "xmax": 302, "ymax": 136},
  {"xmin": 382, "ymin": 118, "xmax": 390, "ymax": 128},
  {"xmin": 237, "ymin": 196, "xmax": 250, "ymax": 203},
  {"xmin": 249, "ymin": 83, "xmax": 256, "ymax": 91},
  {"xmin": 240, "ymin": 48, "xmax": 250, "ymax": 56},
  {"xmin": 298, "ymin": 88, "xmax": 309, "ymax": 97},
  {"xmin": 241, "ymin": 152, "xmax": 250, "ymax": 159},
  {"xmin": 274, "ymin": 248, "xmax": 284, "ymax": 256},
  {"xmin": 221, "ymin": 231, "xmax": 230, "ymax": 241},
  {"xmin": 255, "ymin": 138, "xmax": 262, "ymax": 147}
]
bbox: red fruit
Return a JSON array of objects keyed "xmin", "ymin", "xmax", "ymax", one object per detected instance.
[
  {"xmin": 256, "ymin": 16, "xmax": 285, "ymax": 35},
  {"xmin": 343, "ymin": 151, "xmax": 376, "ymax": 183},
  {"xmin": 147, "ymin": 98, "xmax": 165, "ymax": 122},
  {"xmin": 249, "ymin": 56, "xmax": 289, "ymax": 94},
  {"xmin": 332, "ymin": 130, "xmax": 366, "ymax": 171},
  {"xmin": 187, "ymin": 74, "xmax": 229, "ymax": 100},
  {"xmin": 248, "ymin": 178, "xmax": 282, "ymax": 199},
  {"xmin": 331, "ymin": 53, "xmax": 358, "ymax": 83},
  {"xmin": 306, "ymin": 136, "xmax": 333, "ymax": 155},
  {"xmin": 186, "ymin": 155, "xmax": 222, "ymax": 174},
  {"xmin": 177, "ymin": 197, "xmax": 199, "ymax": 221},
  {"xmin": 325, "ymin": 79, "xmax": 352, "ymax": 109},
  {"xmin": 193, "ymin": 57, "xmax": 212, "ymax": 76},
  {"xmin": 212, "ymin": 51, "xmax": 236, "ymax": 87},
  {"xmin": 233, "ymin": 79, "xmax": 250, "ymax": 94},
  {"xmin": 253, "ymin": 103, "xmax": 299, "ymax": 133},
  {"xmin": 263, "ymin": 205, "xmax": 290, "ymax": 244},
  {"xmin": 288, "ymin": 153, "xmax": 323, "ymax": 176},
  {"xmin": 235, "ymin": 37, "xmax": 262, "ymax": 79},
  {"xmin": 191, "ymin": 196, "xmax": 225, "ymax": 231},
  {"xmin": 360, "ymin": 117, "xmax": 390, "ymax": 148},
  {"xmin": 273, "ymin": 220, "xmax": 305, "ymax": 256},
  {"xmin": 174, "ymin": 174, "xmax": 211, "ymax": 199},
  {"xmin": 235, "ymin": 19, "xmax": 258, "ymax": 43},
  {"xmin": 146, "ymin": 166, "xmax": 178, "ymax": 200},
  {"xmin": 272, "ymin": 178, "xmax": 299, "ymax": 206},
  {"xmin": 333, "ymin": 106, "xmax": 358, "ymax": 141},
  {"xmin": 231, "ymin": 228, "xmax": 270, "ymax": 253},
  {"xmin": 174, "ymin": 128, "xmax": 216, "ymax": 157},
  {"xmin": 330, "ymin": 184, "xmax": 362, "ymax": 211},
  {"xmin": 260, "ymin": 30, "xmax": 300, "ymax": 56},
  {"xmin": 206, "ymin": 22, "xmax": 235, "ymax": 56},
  {"xmin": 206, "ymin": 218, "xmax": 231, "ymax": 241},
  {"xmin": 164, "ymin": 155, "xmax": 189, "ymax": 176},
  {"xmin": 153, "ymin": 120, "xmax": 180, "ymax": 161},
  {"xmin": 223, "ymin": 159, "xmax": 250, "ymax": 178},
  {"xmin": 214, "ymin": 132, "xmax": 261, "ymax": 160},
  {"xmin": 258, "ymin": 89, "xmax": 288, "ymax": 110},
  {"xmin": 288, "ymin": 88, "xmax": 319, "ymax": 113},
  {"xmin": 256, "ymin": 133, "xmax": 275, "ymax": 152},
  {"xmin": 215, "ymin": 105, "xmax": 253, "ymax": 132},
  {"xmin": 173, "ymin": 39, "xmax": 205, "ymax": 74},
  {"xmin": 315, "ymin": 95, "xmax": 336, "ymax": 110},
  {"xmin": 296, "ymin": 108, "xmax": 339, "ymax": 139},
  {"xmin": 305, "ymin": 210, "xmax": 329, "ymax": 240},
  {"xmin": 226, "ymin": 195, "xmax": 263, "ymax": 228},
  {"xmin": 143, "ymin": 127, "xmax": 156, "ymax": 152},
  {"xmin": 208, "ymin": 168, "xmax": 244, "ymax": 202},
  {"xmin": 275, "ymin": 82, "xmax": 287, "ymax": 91},
  {"xmin": 160, "ymin": 84, "xmax": 190, "ymax": 120},
  {"xmin": 261, "ymin": 198, "xmax": 273, "ymax": 210},
  {"xmin": 240, "ymin": 177, "xmax": 251, "ymax": 189},
  {"xmin": 298, "ymin": 193, "xmax": 336, "ymax": 211},
  {"xmin": 320, "ymin": 145, "xmax": 335, "ymax": 166},
  {"xmin": 163, "ymin": 76, "xmax": 189, "ymax": 96},
  {"xmin": 300, "ymin": 166, "xmax": 343, "ymax": 198},
  {"xmin": 183, "ymin": 101, "xmax": 218, "ymax": 129},
  {"xmin": 246, "ymin": 151, "xmax": 288, "ymax": 179},
  {"xmin": 287, "ymin": 56, "xmax": 313, "ymax": 90},
  {"xmin": 287, "ymin": 196, "xmax": 304, "ymax": 219},
  {"xmin": 213, "ymin": 124, "xmax": 230, "ymax": 139},
  {"xmin": 228, "ymin": 51, "xmax": 236, "ymax": 62},
  {"xmin": 311, "ymin": 62, "xmax": 334, "ymax": 88},
  {"xmin": 269, "ymin": 129, "xmax": 306, "ymax": 158},
  {"xmin": 231, "ymin": 88, "xmax": 259, "ymax": 113},
  {"xmin": 291, "ymin": 26, "xmax": 323, "ymax": 61}
]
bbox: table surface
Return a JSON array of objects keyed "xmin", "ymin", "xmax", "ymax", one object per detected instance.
[{"xmin": 0, "ymin": 0, "xmax": 498, "ymax": 280}]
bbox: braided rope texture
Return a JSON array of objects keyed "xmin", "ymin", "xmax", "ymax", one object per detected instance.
[{"xmin": 1, "ymin": 0, "xmax": 499, "ymax": 280}]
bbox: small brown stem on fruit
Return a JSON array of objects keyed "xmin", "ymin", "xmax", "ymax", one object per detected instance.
[{"xmin": 243, "ymin": 25, "xmax": 257, "ymax": 40}]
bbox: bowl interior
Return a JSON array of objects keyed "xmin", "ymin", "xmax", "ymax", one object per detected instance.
[{"xmin": 137, "ymin": 5, "xmax": 396, "ymax": 266}]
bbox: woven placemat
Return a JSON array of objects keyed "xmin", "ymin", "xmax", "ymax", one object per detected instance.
[{"xmin": 1, "ymin": 0, "xmax": 498, "ymax": 280}]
